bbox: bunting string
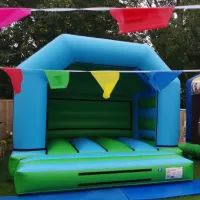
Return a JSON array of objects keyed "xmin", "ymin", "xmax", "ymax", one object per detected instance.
[
  {"xmin": 29, "ymin": 5, "xmax": 200, "ymax": 12},
  {"xmin": 175, "ymin": 5, "xmax": 200, "ymax": 9},
  {"xmin": 31, "ymin": 7, "xmax": 112, "ymax": 12},
  {"xmin": 47, "ymin": 69, "xmax": 200, "ymax": 73},
  {"xmin": 1, "ymin": 5, "xmax": 200, "ymax": 32},
  {"xmin": 0, "ymin": 67, "xmax": 199, "ymax": 95},
  {"xmin": 1, "ymin": 68, "xmax": 200, "ymax": 73}
]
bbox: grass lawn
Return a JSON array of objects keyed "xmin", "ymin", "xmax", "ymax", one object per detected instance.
[
  {"xmin": 0, "ymin": 155, "xmax": 200, "ymax": 199},
  {"xmin": 0, "ymin": 155, "xmax": 15, "ymax": 196}
]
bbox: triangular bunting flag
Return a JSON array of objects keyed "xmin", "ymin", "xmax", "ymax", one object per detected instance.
[
  {"xmin": 91, "ymin": 71, "xmax": 120, "ymax": 99},
  {"xmin": 1, "ymin": 67, "xmax": 23, "ymax": 94},
  {"xmin": 44, "ymin": 70, "xmax": 70, "ymax": 89},
  {"xmin": 0, "ymin": 8, "xmax": 31, "ymax": 29},
  {"xmin": 149, "ymin": 71, "xmax": 182, "ymax": 91},
  {"xmin": 110, "ymin": 7, "xmax": 174, "ymax": 34}
]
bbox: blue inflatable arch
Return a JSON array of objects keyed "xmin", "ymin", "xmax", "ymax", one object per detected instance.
[{"xmin": 13, "ymin": 34, "xmax": 180, "ymax": 151}]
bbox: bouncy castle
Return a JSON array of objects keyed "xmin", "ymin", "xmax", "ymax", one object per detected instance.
[
  {"xmin": 178, "ymin": 75, "xmax": 200, "ymax": 158},
  {"xmin": 9, "ymin": 34, "xmax": 193, "ymax": 194},
  {"xmin": 186, "ymin": 75, "xmax": 200, "ymax": 144}
]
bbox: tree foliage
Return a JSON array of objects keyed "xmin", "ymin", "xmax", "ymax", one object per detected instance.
[{"xmin": 0, "ymin": 0, "xmax": 135, "ymax": 66}]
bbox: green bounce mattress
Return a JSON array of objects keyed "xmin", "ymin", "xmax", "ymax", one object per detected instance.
[{"xmin": 10, "ymin": 138, "xmax": 194, "ymax": 194}]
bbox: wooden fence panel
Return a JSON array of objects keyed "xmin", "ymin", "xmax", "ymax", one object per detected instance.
[
  {"xmin": 0, "ymin": 100, "xmax": 13, "ymax": 140},
  {"xmin": 180, "ymin": 110, "xmax": 186, "ymax": 142}
]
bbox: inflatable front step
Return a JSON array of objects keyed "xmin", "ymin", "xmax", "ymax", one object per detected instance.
[{"xmin": 14, "ymin": 152, "xmax": 193, "ymax": 194}]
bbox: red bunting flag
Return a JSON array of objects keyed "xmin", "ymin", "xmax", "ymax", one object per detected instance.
[
  {"xmin": 1, "ymin": 68, "xmax": 23, "ymax": 94},
  {"xmin": 110, "ymin": 7, "xmax": 174, "ymax": 34},
  {"xmin": 0, "ymin": 8, "xmax": 31, "ymax": 29}
]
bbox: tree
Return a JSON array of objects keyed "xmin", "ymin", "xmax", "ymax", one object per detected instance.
[{"xmin": 0, "ymin": 0, "xmax": 135, "ymax": 67}]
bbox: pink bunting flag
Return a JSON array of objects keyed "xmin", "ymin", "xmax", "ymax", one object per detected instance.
[{"xmin": 0, "ymin": 8, "xmax": 31, "ymax": 29}]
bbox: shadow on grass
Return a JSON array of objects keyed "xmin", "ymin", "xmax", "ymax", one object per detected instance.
[
  {"xmin": 194, "ymin": 160, "xmax": 200, "ymax": 179},
  {"xmin": 0, "ymin": 154, "xmax": 16, "ymax": 196}
]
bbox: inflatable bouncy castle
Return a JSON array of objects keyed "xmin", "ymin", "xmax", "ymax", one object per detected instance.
[
  {"xmin": 179, "ymin": 75, "xmax": 200, "ymax": 158},
  {"xmin": 9, "ymin": 34, "xmax": 193, "ymax": 194},
  {"xmin": 186, "ymin": 76, "xmax": 200, "ymax": 144}
]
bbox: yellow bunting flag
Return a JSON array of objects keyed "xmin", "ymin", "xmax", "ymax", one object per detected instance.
[{"xmin": 91, "ymin": 71, "xmax": 120, "ymax": 99}]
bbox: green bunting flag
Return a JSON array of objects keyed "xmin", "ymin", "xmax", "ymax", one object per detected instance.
[{"xmin": 44, "ymin": 70, "xmax": 70, "ymax": 89}]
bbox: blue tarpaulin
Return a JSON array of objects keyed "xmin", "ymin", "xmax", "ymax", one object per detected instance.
[{"xmin": 1, "ymin": 180, "xmax": 200, "ymax": 200}]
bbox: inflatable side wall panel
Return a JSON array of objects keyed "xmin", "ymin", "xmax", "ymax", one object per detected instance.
[{"xmin": 13, "ymin": 70, "xmax": 47, "ymax": 149}]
